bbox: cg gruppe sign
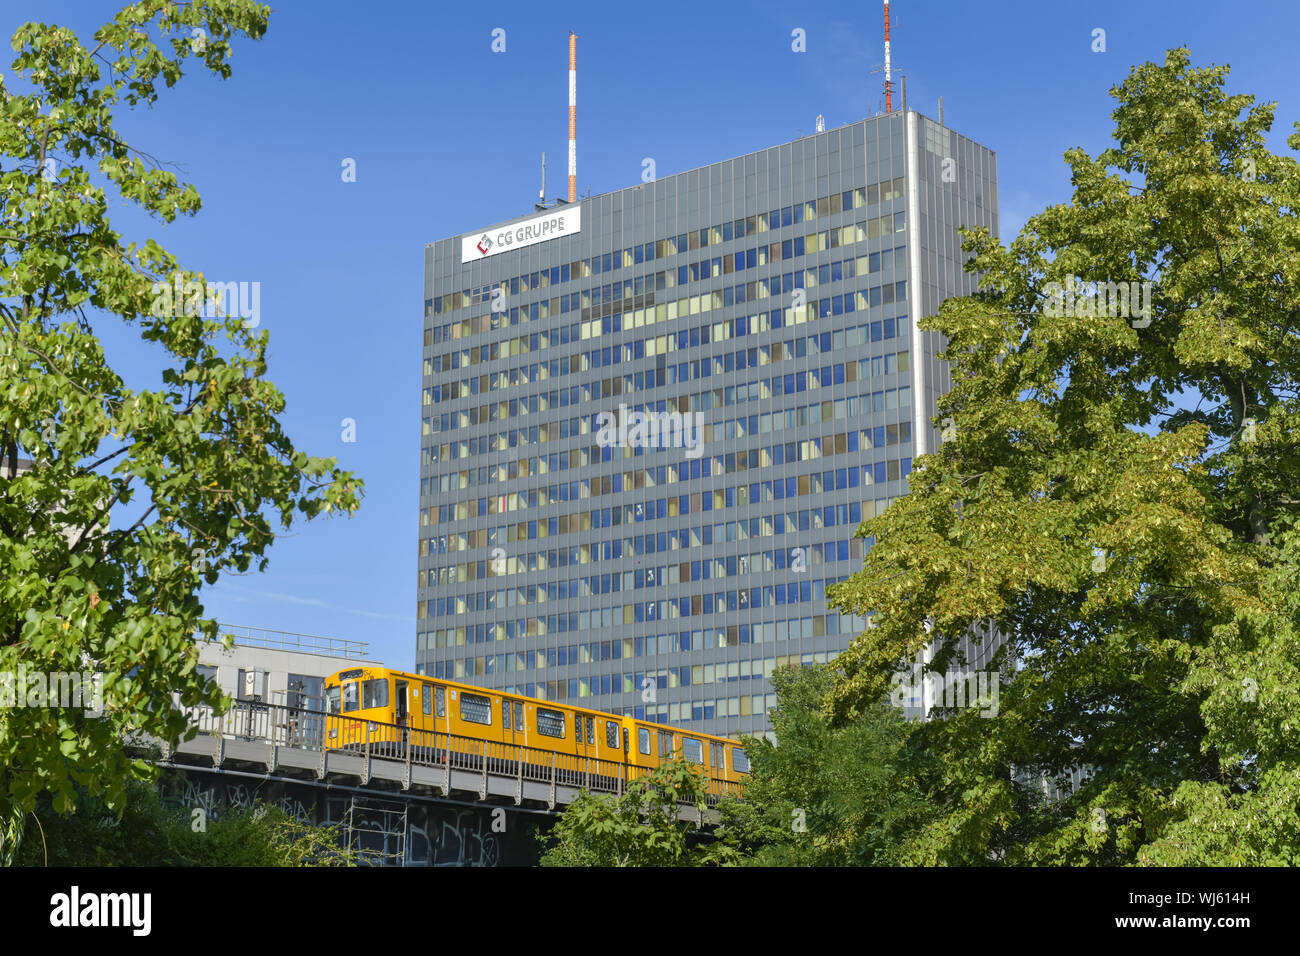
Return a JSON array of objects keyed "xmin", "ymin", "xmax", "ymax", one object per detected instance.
[{"xmin": 460, "ymin": 206, "xmax": 582, "ymax": 263}]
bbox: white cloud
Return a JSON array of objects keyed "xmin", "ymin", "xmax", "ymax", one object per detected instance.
[{"xmin": 219, "ymin": 583, "xmax": 411, "ymax": 624}]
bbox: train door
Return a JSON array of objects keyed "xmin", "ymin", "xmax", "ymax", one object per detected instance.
[
  {"xmin": 601, "ymin": 718, "xmax": 623, "ymax": 790},
  {"xmin": 635, "ymin": 724, "xmax": 652, "ymax": 783},
  {"xmin": 657, "ymin": 728, "xmax": 675, "ymax": 765},
  {"xmin": 501, "ymin": 697, "xmax": 525, "ymax": 769},
  {"xmin": 393, "ymin": 679, "xmax": 409, "ymax": 757},
  {"xmin": 576, "ymin": 713, "xmax": 595, "ymax": 784}
]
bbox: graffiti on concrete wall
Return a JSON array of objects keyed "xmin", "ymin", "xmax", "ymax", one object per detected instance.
[
  {"xmin": 165, "ymin": 775, "xmax": 314, "ymax": 825},
  {"xmin": 158, "ymin": 768, "xmax": 547, "ymax": 865}
]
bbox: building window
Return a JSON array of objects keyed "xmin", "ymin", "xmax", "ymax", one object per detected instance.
[{"xmin": 287, "ymin": 673, "xmax": 322, "ymax": 711}]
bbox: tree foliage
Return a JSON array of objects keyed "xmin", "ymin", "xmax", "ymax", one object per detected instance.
[
  {"xmin": 828, "ymin": 48, "xmax": 1300, "ymax": 864},
  {"xmin": 724, "ymin": 664, "xmax": 940, "ymax": 866},
  {"xmin": 0, "ymin": 1, "xmax": 361, "ymax": 862},
  {"xmin": 539, "ymin": 758, "xmax": 737, "ymax": 867}
]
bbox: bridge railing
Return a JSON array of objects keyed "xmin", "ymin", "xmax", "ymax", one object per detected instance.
[{"xmin": 178, "ymin": 700, "xmax": 741, "ymax": 804}]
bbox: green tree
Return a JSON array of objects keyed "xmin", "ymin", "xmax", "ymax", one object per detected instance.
[
  {"xmin": 725, "ymin": 664, "xmax": 940, "ymax": 866},
  {"xmin": 539, "ymin": 758, "xmax": 737, "ymax": 867},
  {"xmin": 0, "ymin": 1, "xmax": 361, "ymax": 863},
  {"xmin": 828, "ymin": 48, "xmax": 1300, "ymax": 865}
]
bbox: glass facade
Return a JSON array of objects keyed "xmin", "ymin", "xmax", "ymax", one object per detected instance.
[{"xmin": 418, "ymin": 113, "xmax": 998, "ymax": 736}]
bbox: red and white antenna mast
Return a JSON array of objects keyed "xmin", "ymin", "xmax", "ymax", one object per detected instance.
[
  {"xmin": 568, "ymin": 32, "xmax": 577, "ymax": 203},
  {"xmin": 884, "ymin": 1, "xmax": 893, "ymax": 113}
]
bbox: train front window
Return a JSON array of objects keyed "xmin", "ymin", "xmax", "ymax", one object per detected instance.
[
  {"xmin": 325, "ymin": 686, "xmax": 341, "ymax": 714},
  {"xmin": 341, "ymin": 681, "xmax": 359, "ymax": 713},
  {"xmin": 361, "ymin": 678, "xmax": 388, "ymax": 709}
]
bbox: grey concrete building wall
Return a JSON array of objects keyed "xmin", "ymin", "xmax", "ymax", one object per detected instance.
[{"xmin": 418, "ymin": 112, "xmax": 997, "ymax": 737}]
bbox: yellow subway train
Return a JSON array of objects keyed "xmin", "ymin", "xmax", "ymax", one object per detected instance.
[{"xmin": 321, "ymin": 666, "xmax": 750, "ymax": 798}]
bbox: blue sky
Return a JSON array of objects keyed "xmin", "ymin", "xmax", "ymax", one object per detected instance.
[{"xmin": 15, "ymin": 0, "xmax": 1300, "ymax": 669}]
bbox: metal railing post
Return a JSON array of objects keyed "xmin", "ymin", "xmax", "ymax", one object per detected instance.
[
  {"xmin": 403, "ymin": 728, "xmax": 412, "ymax": 790},
  {"xmin": 515, "ymin": 743, "xmax": 523, "ymax": 805},
  {"xmin": 213, "ymin": 710, "xmax": 225, "ymax": 767},
  {"xmin": 549, "ymin": 753, "xmax": 556, "ymax": 809},
  {"xmin": 361, "ymin": 721, "xmax": 371, "ymax": 786}
]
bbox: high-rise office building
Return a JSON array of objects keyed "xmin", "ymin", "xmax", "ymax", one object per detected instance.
[{"xmin": 418, "ymin": 111, "xmax": 998, "ymax": 737}]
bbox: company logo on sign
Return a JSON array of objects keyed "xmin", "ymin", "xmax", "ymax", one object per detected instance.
[{"xmin": 460, "ymin": 206, "xmax": 581, "ymax": 263}]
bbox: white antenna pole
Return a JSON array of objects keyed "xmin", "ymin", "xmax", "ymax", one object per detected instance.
[
  {"xmin": 884, "ymin": 1, "xmax": 892, "ymax": 113},
  {"xmin": 568, "ymin": 32, "xmax": 577, "ymax": 203}
]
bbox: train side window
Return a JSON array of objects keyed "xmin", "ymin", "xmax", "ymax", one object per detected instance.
[
  {"xmin": 502, "ymin": 699, "xmax": 511, "ymax": 730},
  {"xmin": 658, "ymin": 730, "xmax": 673, "ymax": 757},
  {"xmin": 421, "ymin": 685, "xmax": 432, "ymax": 716},
  {"xmin": 514, "ymin": 701, "xmax": 523, "ymax": 730},
  {"xmin": 733, "ymin": 748, "xmax": 751, "ymax": 774},
  {"xmin": 341, "ymin": 681, "xmax": 359, "ymax": 713},
  {"xmin": 461, "ymin": 692, "xmax": 492, "ymax": 725},
  {"xmin": 638, "ymin": 728, "xmax": 651, "ymax": 755},
  {"xmin": 710, "ymin": 741, "xmax": 724, "ymax": 767},
  {"xmin": 537, "ymin": 707, "xmax": 566, "ymax": 738},
  {"xmin": 606, "ymin": 721, "xmax": 620, "ymax": 748},
  {"xmin": 361, "ymin": 678, "xmax": 388, "ymax": 709},
  {"xmin": 326, "ymin": 685, "xmax": 341, "ymax": 714},
  {"xmin": 682, "ymin": 737, "xmax": 703, "ymax": 764},
  {"xmin": 585, "ymin": 716, "xmax": 595, "ymax": 744},
  {"xmin": 435, "ymin": 686, "xmax": 446, "ymax": 717}
]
